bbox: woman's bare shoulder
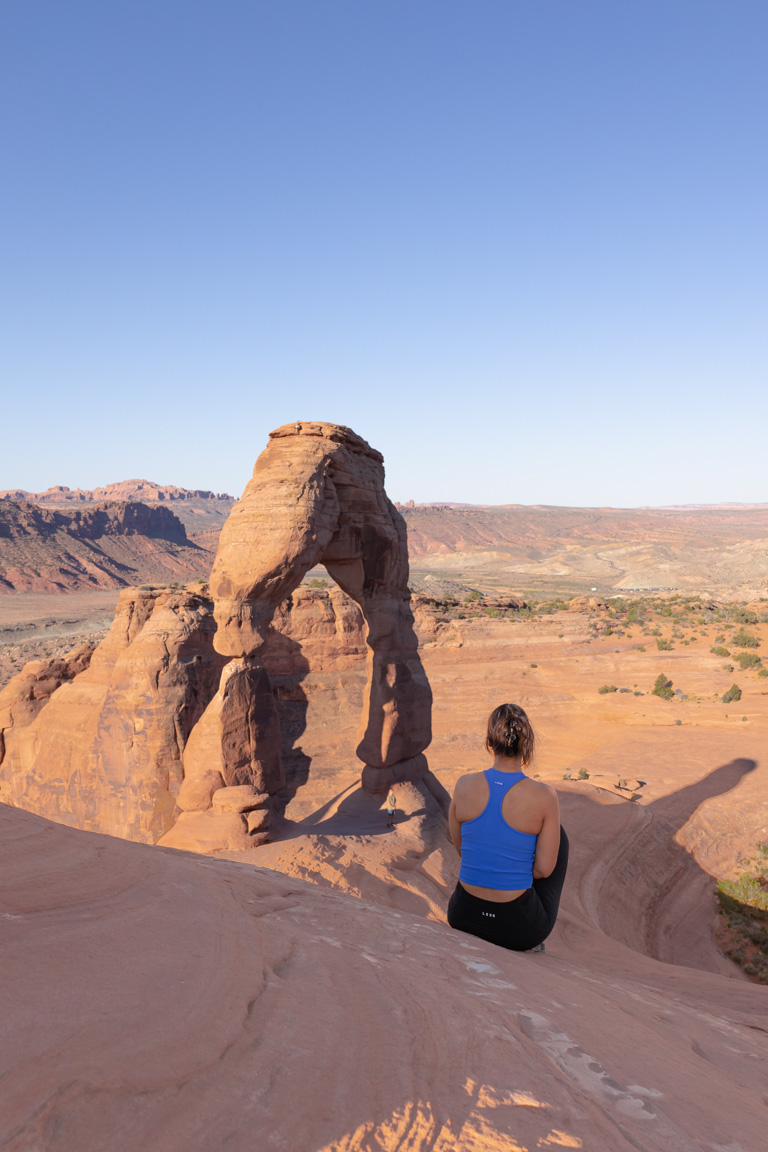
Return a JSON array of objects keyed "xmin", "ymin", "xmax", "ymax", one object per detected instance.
[
  {"xmin": 521, "ymin": 777, "xmax": 559, "ymax": 805},
  {"xmin": 453, "ymin": 770, "xmax": 487, "ymax": 794}
]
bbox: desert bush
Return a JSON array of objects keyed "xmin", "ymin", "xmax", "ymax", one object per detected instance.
[
  {"xmin": 465, "ymin": 590, "xmax": 482, "ymax": 602},
  {"xmin": 722, "ymin": 683, "xmax": 742, "ymax": 703},
  {"xmin": 652, "ymin": 673, "xmax": 674, "ymax": 700},
  {"xmin": 710, "ymin": 646, "xmax": 730, "ymax": 657},
  {"xmin": 577, "ymin": 767, "xmax": 589, "ymax": 779},
  {"xmin": 598, "ymin": 684, "xmax": 617, "ymax": 694},
  {"xmin": 758, "ymin": 668, "xmax": 768, "ymax": 679},
  {"xmin": 619, "ymin": 687, "xmax": 631, "ymax": 693},
  {"xmin": 656, "ymin": 638, "xmax": 673, "ymax": 651},
  {"xmin": 736, "ymin": 652, "xmax": 762, "ymax": 670},
  {"xmin": 732, "ymin": 628, "xmax": 760, "ymax": 649}
]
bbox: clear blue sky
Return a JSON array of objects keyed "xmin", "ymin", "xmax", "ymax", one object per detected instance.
[{"xmin": 2, "ymin": 1, "xmax": 766, "ymax": 506}]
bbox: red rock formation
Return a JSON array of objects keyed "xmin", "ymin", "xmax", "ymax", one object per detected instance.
[
  {"xmin": 0, "ymin": 480, "xmax": 233, "ymax": 503},
  {"xmin": 0, "ymin": 587, "xmax": 225, "ymax": 842},
  {"xmin": 209, "ymin": 422, "xmax": 432, "ymax": 790},
  {"xmin": 0, "ymin": 644, "xmax": 95, "ymax": 766},
  {"xmin": 0, "ymin": 498, "xmax": 212, "ymax": 592}
]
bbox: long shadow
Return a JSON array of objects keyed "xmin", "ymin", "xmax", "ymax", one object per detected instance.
[
  {"xmin": 647, "ymin": 757, "xmax": 756, "ymax": 828},
  {"xmin": 561, "ymin": 755, "xmax": 760, "ymax": 969},
  {"xmin": 275, "ymin": 789, "xmax": 406, "ymax": 841}
]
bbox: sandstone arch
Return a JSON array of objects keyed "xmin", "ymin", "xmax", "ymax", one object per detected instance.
[{"xmin": 169, "ymin": 422, "xmax": 434, "ymax": 846}]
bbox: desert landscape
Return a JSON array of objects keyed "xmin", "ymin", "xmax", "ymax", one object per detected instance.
[{"xmin": 2, "ymin": 423, "xmax": 767, "ymax": 1152}]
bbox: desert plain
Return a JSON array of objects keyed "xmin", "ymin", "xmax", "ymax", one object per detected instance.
[{"xmin": 2, "ymin": 446, "xmax": 767, "ymax": 1152}]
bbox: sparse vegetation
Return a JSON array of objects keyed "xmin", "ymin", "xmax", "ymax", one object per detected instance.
[
  {"xmin": 717, "ymin": 842, "xmax": 768, "ymax": 983},
  {"xmin": 598, "ymin": 684, "xmax": 618, "ymax": 694},
  {"xmin": 732, "ymin": 628, "xmax": 760, "ymax": 649},
  {"xmin": 721, "ymin": 683, "xmax": 742, "ymax": 703},
  {"xmin": 577, "ymin": 767, "xmax": 589, "ymax": 780},
  {"xmin": 656, "ymin": 638, "xmax": 673, "ymax": 651},
  {"xmin": 652, "ymin": 673, "xmax": 674, "ymax": 700},
  {"xmin": 710, "ymin": 646, "xmax": 730, "ymax": 657},
  {"xmin": 736, "ymin": 652, "xmax": 762, "ymax": 670}
]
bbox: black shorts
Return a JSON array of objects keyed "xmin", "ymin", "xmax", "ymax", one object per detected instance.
[{"xmin": 447, "ymin": 826, "xmax": 569, "ymax": 952}]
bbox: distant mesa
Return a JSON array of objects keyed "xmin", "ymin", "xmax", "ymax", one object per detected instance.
[{"xmin": 0, "ymin": 479, "xmax": 233, "ymax": 504}]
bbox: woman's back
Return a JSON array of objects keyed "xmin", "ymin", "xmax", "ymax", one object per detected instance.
[
  {"xmin": 452, "ymin": 768, "xmax": 559, "ymax": 900},
  {"xmin": 447, "ymin": 701, "xmax": 569, "ymax": 951}
]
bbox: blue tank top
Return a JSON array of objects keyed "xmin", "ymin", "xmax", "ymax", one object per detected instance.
[{"xmin": 459, "ymin": 769, "xmax": 537, "ymax": 890}]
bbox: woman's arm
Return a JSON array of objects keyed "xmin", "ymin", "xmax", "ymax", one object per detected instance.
[
  {"xmin": 448, "ymin": 798, "xmax": 462, "ymax": 856},
  {"xmin": 532, "ymin": 786, "xmax": 561, "ymax": 879}
]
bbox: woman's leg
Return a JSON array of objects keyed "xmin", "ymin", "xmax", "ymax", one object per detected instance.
[{"xmin": 531, "ymin": 825, "xmax": 569, "ymax": 935}]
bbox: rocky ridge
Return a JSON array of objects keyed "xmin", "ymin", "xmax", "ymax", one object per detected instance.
[
  {"xmin": 0, "ymin": 499, "xmax": 213, "ymax": 593},
  {"xmin": 0, "ymin": 480, "xmax": 232, "ymax": 503}
]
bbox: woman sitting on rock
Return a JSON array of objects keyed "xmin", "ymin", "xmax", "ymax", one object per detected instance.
[{"xmin": 447, "ymin": 703, "xmax": 568, "ymax": 953}]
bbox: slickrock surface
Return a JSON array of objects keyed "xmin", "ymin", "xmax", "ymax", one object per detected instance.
[
  {"xmin": 2, "ymin": 802, "xmax": 766, "ymax": 1152},
  {"xmin": 0, "ymin": 498, "xmax": 213, "ymax": 592}
]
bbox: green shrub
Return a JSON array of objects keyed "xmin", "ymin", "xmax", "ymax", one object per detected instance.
[
  {"xmin": 710, "ymin": 646, "xmax": 730, "ymax": 657},
  {"xmin": 636, "ymin": 644, "xmax": 646, "ymax": 652},
  {"xmin": 722, "ymin": 683, "xmax": 742, "ymax": 703},
  {"xmin": 732, "ymin": 628, "xmax": 760, "ymax": 649},
  {"xmin": 577, "ymin": 767, "xmax": 589, "ymax": 780},
  {"xmin": 736, "ymin": 652, "xmax": 762, "ymax": 670},
  {"xmin": 652, "ymin": 673, "xmax": 674, "ymax": 700},
  {"xmin": 598, "ymin": 684, "xmax": 617, "ymax": 694},
  {"xmin": 758, "ymin": 668, "xmax": 768, "ymax": 679},
  {"xmin": 619, "ymin": 687, "xmax": 632, "ymax": 693},
  {"xmin": 465, "ymin": 590, "xmax": 483, "ymax": 602},
  {"xmin": 656, "ymin": 638, "xmax": 673, "ymax": 651}
]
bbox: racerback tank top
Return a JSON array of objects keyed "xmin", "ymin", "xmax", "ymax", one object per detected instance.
[{"xmin": 458, "ymin": 768, "xmax": 537, "ymax": 890}]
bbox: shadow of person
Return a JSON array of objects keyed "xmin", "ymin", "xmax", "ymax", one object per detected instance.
[
  {"xmin": 648, "ymin": 757, "xmax": 756, "ymax": 829},
  {"xmin": 559, "ymin": 756, "xmax": 759, "ymax": 971}
]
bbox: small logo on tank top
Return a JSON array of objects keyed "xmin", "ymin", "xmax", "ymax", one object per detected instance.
[{"xmin": 482, "ymin": 911, "xmax": 496, "ymax": 918}]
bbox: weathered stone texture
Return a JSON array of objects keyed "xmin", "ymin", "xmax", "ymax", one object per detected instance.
[{"xmin": 0, "ymin": 588, "xmax": 225, "ymax": 842}]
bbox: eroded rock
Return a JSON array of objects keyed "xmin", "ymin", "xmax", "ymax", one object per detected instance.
[{"xmin": 0, "ymin": 587, "xmax": 225, "ymax": 842}]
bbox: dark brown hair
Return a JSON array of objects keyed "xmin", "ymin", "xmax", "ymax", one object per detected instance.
[{"xmin": 485, "ymin": 703, "xmax": 535, "ymax": 764}]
